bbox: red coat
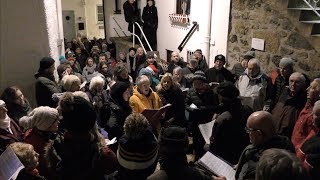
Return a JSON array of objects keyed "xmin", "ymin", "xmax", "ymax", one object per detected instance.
[
  {"xmin": 0, "ymin": 120, "xmax": 23, "ymax": 150},
  {"xmin": 292, "ymin": 102, "xmax": 317, "ymax": 153}
]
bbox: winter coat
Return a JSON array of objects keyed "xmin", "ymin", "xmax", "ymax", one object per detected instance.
[
  {"xmin": 167, "ymin": 60, "xmax": 187, "ymax": 74},
  {"xmin": 147, "ymin": 166, "xmax": 212, "ymax": 180},
  {"xmin": 16, "ymin": 169, "xmax": 46, "ymax": 180},
  {"xmin": 35, "ymin": 73, "xmax": 60, "ymax": 108},
  {"xmin": 6, "ymin": 99, "xmax": 32, "ymax": 124},
  {"xmin": 236, "ymin": 70, "xmax": 272, "ymax": 111},
  {"xmin": 0, "ymin": 120, "xmax": 23, "ymax": 152},
  {"xmin": 157, "ymin": 87, "xmax": 186, "ymax": 127},
  {"xmin": 123, "ymin": 1, "xmax": 140, "ymax": 32},
  {"xmin": 272, "ymin": 88, "xmax": 307, "ymax": 138},
  {"xmin": 198, "ymin": 57, "xmax": 209, "ymax": 72},
  {"xmin": 44, "ymin": 132, "xmax": 117, "ymax": 180},
  {"xmin": 231, "ymin": 62, "xmax": 245, "ymax": 80},
  {"xmin": 235, "ymin": 135, "xmax": 294, "ymax": 180},
  {"xmin": 129, "ymin": 86, "xmax": 162, "ymax": 114},
  {"xmin": 142, "ymin": 4, "xmax": 158, "ymax": 51},
  {"xmin": 82, "ymin": 64, "xmax": 97, "ymax": 82},
  {"xmin": 205, "ymin": 67, "xmax": 235, "ymax": 84}
]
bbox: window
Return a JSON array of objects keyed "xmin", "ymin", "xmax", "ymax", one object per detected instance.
[
  {"xmin": 176, "ymin": 0, "xmax": 191, "ymax": 15},
  {"xmin": 97, "ymin": 5, "xmax": 104, "ymax": 24}
]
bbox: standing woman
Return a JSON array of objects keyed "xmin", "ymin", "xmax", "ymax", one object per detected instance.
[
  {"xmin": 1, "ymin": 86, "xmax": 32, "ymax": 124},
  {"xmin": 142, "ymin": 0, "xmax": 158, "ymax": 51},
  {"xmin": 157, "ymin": 73, "xmax": 185, "ymax": 127}
]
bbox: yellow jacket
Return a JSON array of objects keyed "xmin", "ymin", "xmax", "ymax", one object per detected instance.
[{"xmin": 129, "ymin": 86, "xmax": 162, "ymax": 113}]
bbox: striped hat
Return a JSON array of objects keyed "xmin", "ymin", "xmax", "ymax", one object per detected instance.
[{"xmin": 117, "ymin": 113, "xmax": 158, "ymax": 172}]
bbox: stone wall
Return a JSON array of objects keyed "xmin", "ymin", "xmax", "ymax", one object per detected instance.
[{"xmin": 227, "ymin": 0, "xmax": 320, "ymax": 79}]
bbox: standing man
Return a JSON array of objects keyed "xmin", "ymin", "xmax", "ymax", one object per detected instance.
[{"xmin": 123, "ymin": 0, "xmax": 141, "ymax": 41}]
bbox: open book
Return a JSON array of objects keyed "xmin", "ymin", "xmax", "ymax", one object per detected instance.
[
  {"xmin": 197, "ymin": 151, "xmax": 235, "ymax": 180},
  {"xmin": 0, "ymin": 146, "xmax": 25, "ymax": 180},
  {"xmin": 141, "ymin": 104, "xmax": 172, "ymax": 127}
]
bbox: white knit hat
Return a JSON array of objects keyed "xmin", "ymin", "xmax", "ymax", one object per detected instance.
[
  {"xmin": 0, "ymin": 100, "xmax": 5, "ymax": 107},
  {"xmin": 19, "ymin": 106, "xmax": 59, "ymax": 131}
]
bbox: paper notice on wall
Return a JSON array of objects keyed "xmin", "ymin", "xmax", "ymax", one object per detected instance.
[{"xmin": 251, "ymin": 38, "xmax": 265, "ymax": 51}]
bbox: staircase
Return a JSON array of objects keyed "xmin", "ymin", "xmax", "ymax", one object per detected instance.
[{"xmin": 288, "ymin": 0, "xmax": 320, "ymax": 36}]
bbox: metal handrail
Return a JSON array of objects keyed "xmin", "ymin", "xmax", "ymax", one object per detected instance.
[
  {"xmin": 178, "ymin": 21, "xmax": 198, "ymax": 52},
  {"xmin": 303, "ymin": 0, "xmax": 320, "ymax": 17},
  {"xmin": 131, "ymin": 33, "xmax": 148, "ymax": 54},
  {"xmin": 113, "ymin": 28, "xmax": 120, "ymax": 37},
  {"xmin": 112, "ymin": 17, "xmax": 128, "ymax": 37},
  {"xmin": 133, "ymin": 22, "xmax": 153, "ymax": 52}
]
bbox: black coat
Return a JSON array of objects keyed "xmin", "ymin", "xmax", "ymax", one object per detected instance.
[
  {"xmin": 142, "ymin": 5, "xmax": 158, "ymax": 51},
  {"xmin": 123, "ymin": 1, "xmax": 140, "ymax": 32},
  {"xmin": 35, "ymin": 73, "xmax": 60, "ymax": 108},
  {"xmin": 205, "ymin": 67, "xmax": 235, "ymax": 84}
]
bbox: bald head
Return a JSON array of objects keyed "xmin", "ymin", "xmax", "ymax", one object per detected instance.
[
  {"xmin": 247, "ymin": 111, "xmax": 276, "ymax": 145},
  {"xmin": 171, "ymin": 51, "xmax": 180, "ymax": 63},
  {"xmin": 289, "ymin": 72, "xmax": 306, "ymax": 96}
]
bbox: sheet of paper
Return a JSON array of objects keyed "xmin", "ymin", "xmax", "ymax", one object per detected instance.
[
  {"xmin": 106, "ymin": 137, "xmax": 117, "ymax": 146},
  {"xmin": 0, "ymin": 146, "xmax": 25, "ymax": 180},
  {"xmin": 251, "ymin": 38, "xmax": 265, "ymax": 51},
  {"xmin": 198, "ymin": 119, "xmax": 215, "ymax": 144},
  {"xmin": 190, "ymin": 103, "xmax": 198, "ymax": 109},
  {"xmin": 199, "ymin": 152, "xmax": 235, "ymax": 180}
]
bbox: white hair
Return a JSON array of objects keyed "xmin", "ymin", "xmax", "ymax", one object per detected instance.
[
  {"xmin": 89, "ymin": 76, "xmax": 105, "ymax": 91},
  {"xmin": 62, "ymin": 75, "xmax": 81, "ymax": 92},
  {"xmin": 290, "ymin": 72, "xmax": 306, "ymax": 84},
  {"xmin": 173, "ymin": 66, "xmax": 182, "ymax": 74},
  {"xmin": 72, "ymin": 91, "xmax": 90, "ymax": 102},
  {"xmin": 136, "ymin": 75, "xmax": 150, "ymax": 87}
]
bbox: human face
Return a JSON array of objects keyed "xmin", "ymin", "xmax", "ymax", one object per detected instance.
[
  {"xmin": 247, "ymin": 62, "xmax": 259, "ymax": 78},
  {"xmin": 279, "ymin": 65, "xmax": 292, "ymax": 79},
  {"xmin": 246, "ymin": 118, "xmax": 264, "ymax": 146},
  {"xmin": 241, "ymin": 59, "xmax": 248, "ymax": 69},
  {"xmin": 75, "ymin": 48, "xmax": 81, "ymax": 55},
  {"xmin": 307, "ymin": 81, "xmax": 320, "ymax": 104},
  {"xmin": 313, "ymin": 106, "xmax": 320, "ymax": 128},
  {"xmin": 129, "ymin": 0, "xmax": 135, "ymax": 4},
  {"xmin": 194, "ymin": 52, "xmax": 202, "ymax": 61},
  {"xmin": 119, "ymin": 69, "xmax": 129, "ymax": 80},
  {"xmin": 122, "ymin": 88, "xmax": 131, "ymax": 101},
  {"xmin": 171, "ymin": 52, "xmax": 180, "ymax": 63},
  {"xmin": 66, "ymin": 64, "xmax": 72, "ymax": 74},
  {"xmin": 0, "ymin": 105, "xmax": 8, "ymax": 119},
  {"xmin": 147, "ymin": 57, "xmax": 155, "ymax": 65},
  {"xmin": 139, "ymin": 81, "xmax": 151, "ymax": 96},
  {"xmin": 173, "ymin": 70, "xmax": 182, "ymax": 82},
  {"xmin": 14, "ymin": 90, "xmax": 25, "ymax": 106},
  {"xmin": 119, "ymin": 53, "xmax": 125, "ymax": 60},
  {"xmin": 137, "ymin": 48, "xmax": 144, "ymax": 56},
  {"xmin": 214, "ymin": 60, "xmax": 224, "ymax": 70},
  {"xmin": 189, "ymin": 60, "xmax": 198, "ymax": 69},
  {"xmin": 162, "ymin": 77, "xmax": 172, "ymax": 90},
  {"xmin": 148, "ymin": 0, "xmax": 153, "ymax": 6},
  {"xmin": 69, "ymin": 59, "xmax": 75, "ymax": 66},
  {"xmin": 87, "ymin": 59, "xmax": 94, "ymax": 66},
  {"xmin": 193, "ymin": 79, "xmax": 206, "ymax": 94},
  {"xmin": 129, "ymin": 50, "xmax": 136, "ymax": 57},
  {"xmin": 99, "ymin": 56, "xmax": 106, "ymax": 63},
  {"xmin": 289, "ymin": 75, "xmax": 304, "ymax": 96},
  {"xmin": 95, "ymin": 84, "xmax": 104, "ymax": 93},
  {"xmin": 101, "ymin": 64, "xmax": 108, "ymax": 73}
]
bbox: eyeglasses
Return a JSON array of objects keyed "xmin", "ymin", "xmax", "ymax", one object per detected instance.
[{"xmin": 245, "ymin": 127, "xmax": 261, "ymax": 134}]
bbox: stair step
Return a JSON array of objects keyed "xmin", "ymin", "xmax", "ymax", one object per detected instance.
[
  {"xmin": 288, "ymin": 0, "xmax": 320, "ymax": 9},
  {"xmin": 300, "ymin": 10, "xmax": 320, "ymax": 22},
  {"xmin": 311, "ymin": 23, "xmax": 320, "ymax": 35},
  {"xmin": 300, "ymin": 20, "xmax": 320, "ymax": 23}
]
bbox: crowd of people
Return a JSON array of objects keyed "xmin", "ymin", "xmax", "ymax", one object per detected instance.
[{"xmin": 1, "ymin": 7, "xmax": 320, "ymax": 179}]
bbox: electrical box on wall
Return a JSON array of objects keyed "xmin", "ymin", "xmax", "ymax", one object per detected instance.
[{"xmin": 78, "ymin": 23, "xmax": 85, "ymax": 30}]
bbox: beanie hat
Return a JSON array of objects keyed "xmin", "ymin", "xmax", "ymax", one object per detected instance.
[
  {"xmin": 39, "ymin": 57, "xmax": 55, "ymax": 71},
  {"xmin": 19, "ymin": 106, "xmax": 59, "ymax": 131},
  {"xmin": 117, "ymin": 113, "xmax": 158, "ymax": 171},
  {"xmin": 192, "ymin": 70, "xmax": 207, "ymax": 82},
  {"xmin": 214, "ymin": 54, "xmax": 226, "ymax": 64},
  {"xmin": 159, "ymin": 126, "xmax": 188, "ymax": 155},
  {"xmin": 60, "ymin": 95, "xmax": 96, "ymax": 133},
  {"xmin": 214, "ymin": 81, "xmax": 239, "ymax": 100},
  {"xmin": 139, "ymin": 67, "xmax": 153, "ymax": 76},
  {"xmin": 243, "ymin": 50, "xmax": 255, "ymax": 60},
  {"xmin": 110, "ymin": 81, "xmax": 130, "ymax": 103},
  {"xmin": 146, "ymin": 51, "xmax": 155, "ymax": 59}
]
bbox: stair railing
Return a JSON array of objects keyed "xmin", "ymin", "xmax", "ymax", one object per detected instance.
[
  {"xmin": 178, "ymin": 21, "xmax": 198, "ymax": 52},
  {"xmin": 131, "ymin": 32, "xmax": 148, "ymax": 54},
  {"xmin": 133, "ymin": 22, "xmax": 153, "ymax": 52},
  {"xmin": 303, "ymin": 0, "xmax": 320, "ymax": 17}
]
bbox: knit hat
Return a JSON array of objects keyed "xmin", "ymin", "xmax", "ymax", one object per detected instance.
[
  {"xmin": 0, "ymin": 100, "xmax": 5, "ymax": 107},
  {"xmin": 39, "ymin": 57, "xmax": 55, "ymax": 71},
  {"xmin": 214, "ymin": 81, "xmax": 239, "ymax": 100},
  {"xmin": 192, "ymin": 70, "xmax": 207, "ymax": 82},
  {"xmin": 214, "ymin": 54, "xmax": 226, "ymax": 64},
  {"xmin": 243, "ymin": 50, "xmax": 255, "ymax": 60},
  {"xmin": 110, "ymin": 81, "xmax": 131, "ymax": 102},
  {"xmin": 117, "ymin": 113, "xmax": 158, "ymax": 171},
  {"xmin": 19, "ymin": 106, "xmax": 59, "ymax": 131},
  {"xmin": 60, "ymin": 95, "xmax": 96, "ymax": 133},
  {"xmin": 139, "ymin": 67, "xmax": 153, "ymax": 76},
  {"xmin": 146, "ymin": 51, "xmax": 155, "ymax": 59},
  {"xmin": 159, "ymin": 126, "xmax": 189, "ymax": 155}
]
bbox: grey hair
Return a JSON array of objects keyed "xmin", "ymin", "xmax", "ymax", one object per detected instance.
[
  {"xmin": 136, "ymin": 75, "xmax": 150, "ymax": 87},
  {"xmin": 314, "ymin": 100, "xmax": 320, "ymax": 109},
  {"xmin": 62, "ymin": 75, "xmax": 81, "ymax": 92},
  {"xmin": 290, "ymin": 72, "xmax": 306, "ymax": 84},
  {"xmin": 89, "ymin": 76, "xmax": 105, "ymax": 91},
  {"xmin": 173, "ymin": 66, "xmax": 182, "ymax": 74},
  {"xmin": 248, "ymin": 58, "xmax": 260, "ymax": 67},
  {"xmin": 279, "ymin": 57, "xmax": 294, "ymax": 68}
]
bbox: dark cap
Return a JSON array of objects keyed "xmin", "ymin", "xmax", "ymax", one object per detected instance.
[
  {"xmin": 214, "ymin": 54, "xmax": 226, "ymax": 64},
  {"xmin": 39, "ymin": 57, "xmax": 55, "ymax": 71},
  {"xmin": 214, "ymin": 81, "xmax": 239, "ymax": 100},
  {"xmin": 146, "ymin": 51, "xmax": 155, "ymax": 59}
]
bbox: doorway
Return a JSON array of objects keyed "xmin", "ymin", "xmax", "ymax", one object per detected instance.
[{"xmin": 62, "ymin": 10, "xmax": 76, "ymax": 42}]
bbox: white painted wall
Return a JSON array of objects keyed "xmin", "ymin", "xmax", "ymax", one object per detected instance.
[
  {"xmin": 0, "ymin": 0, "xmax": 63, "ymax": 107},
  {"xmin": 62, "ymin": 0, "xmax": 104, "ymax": 39}
]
